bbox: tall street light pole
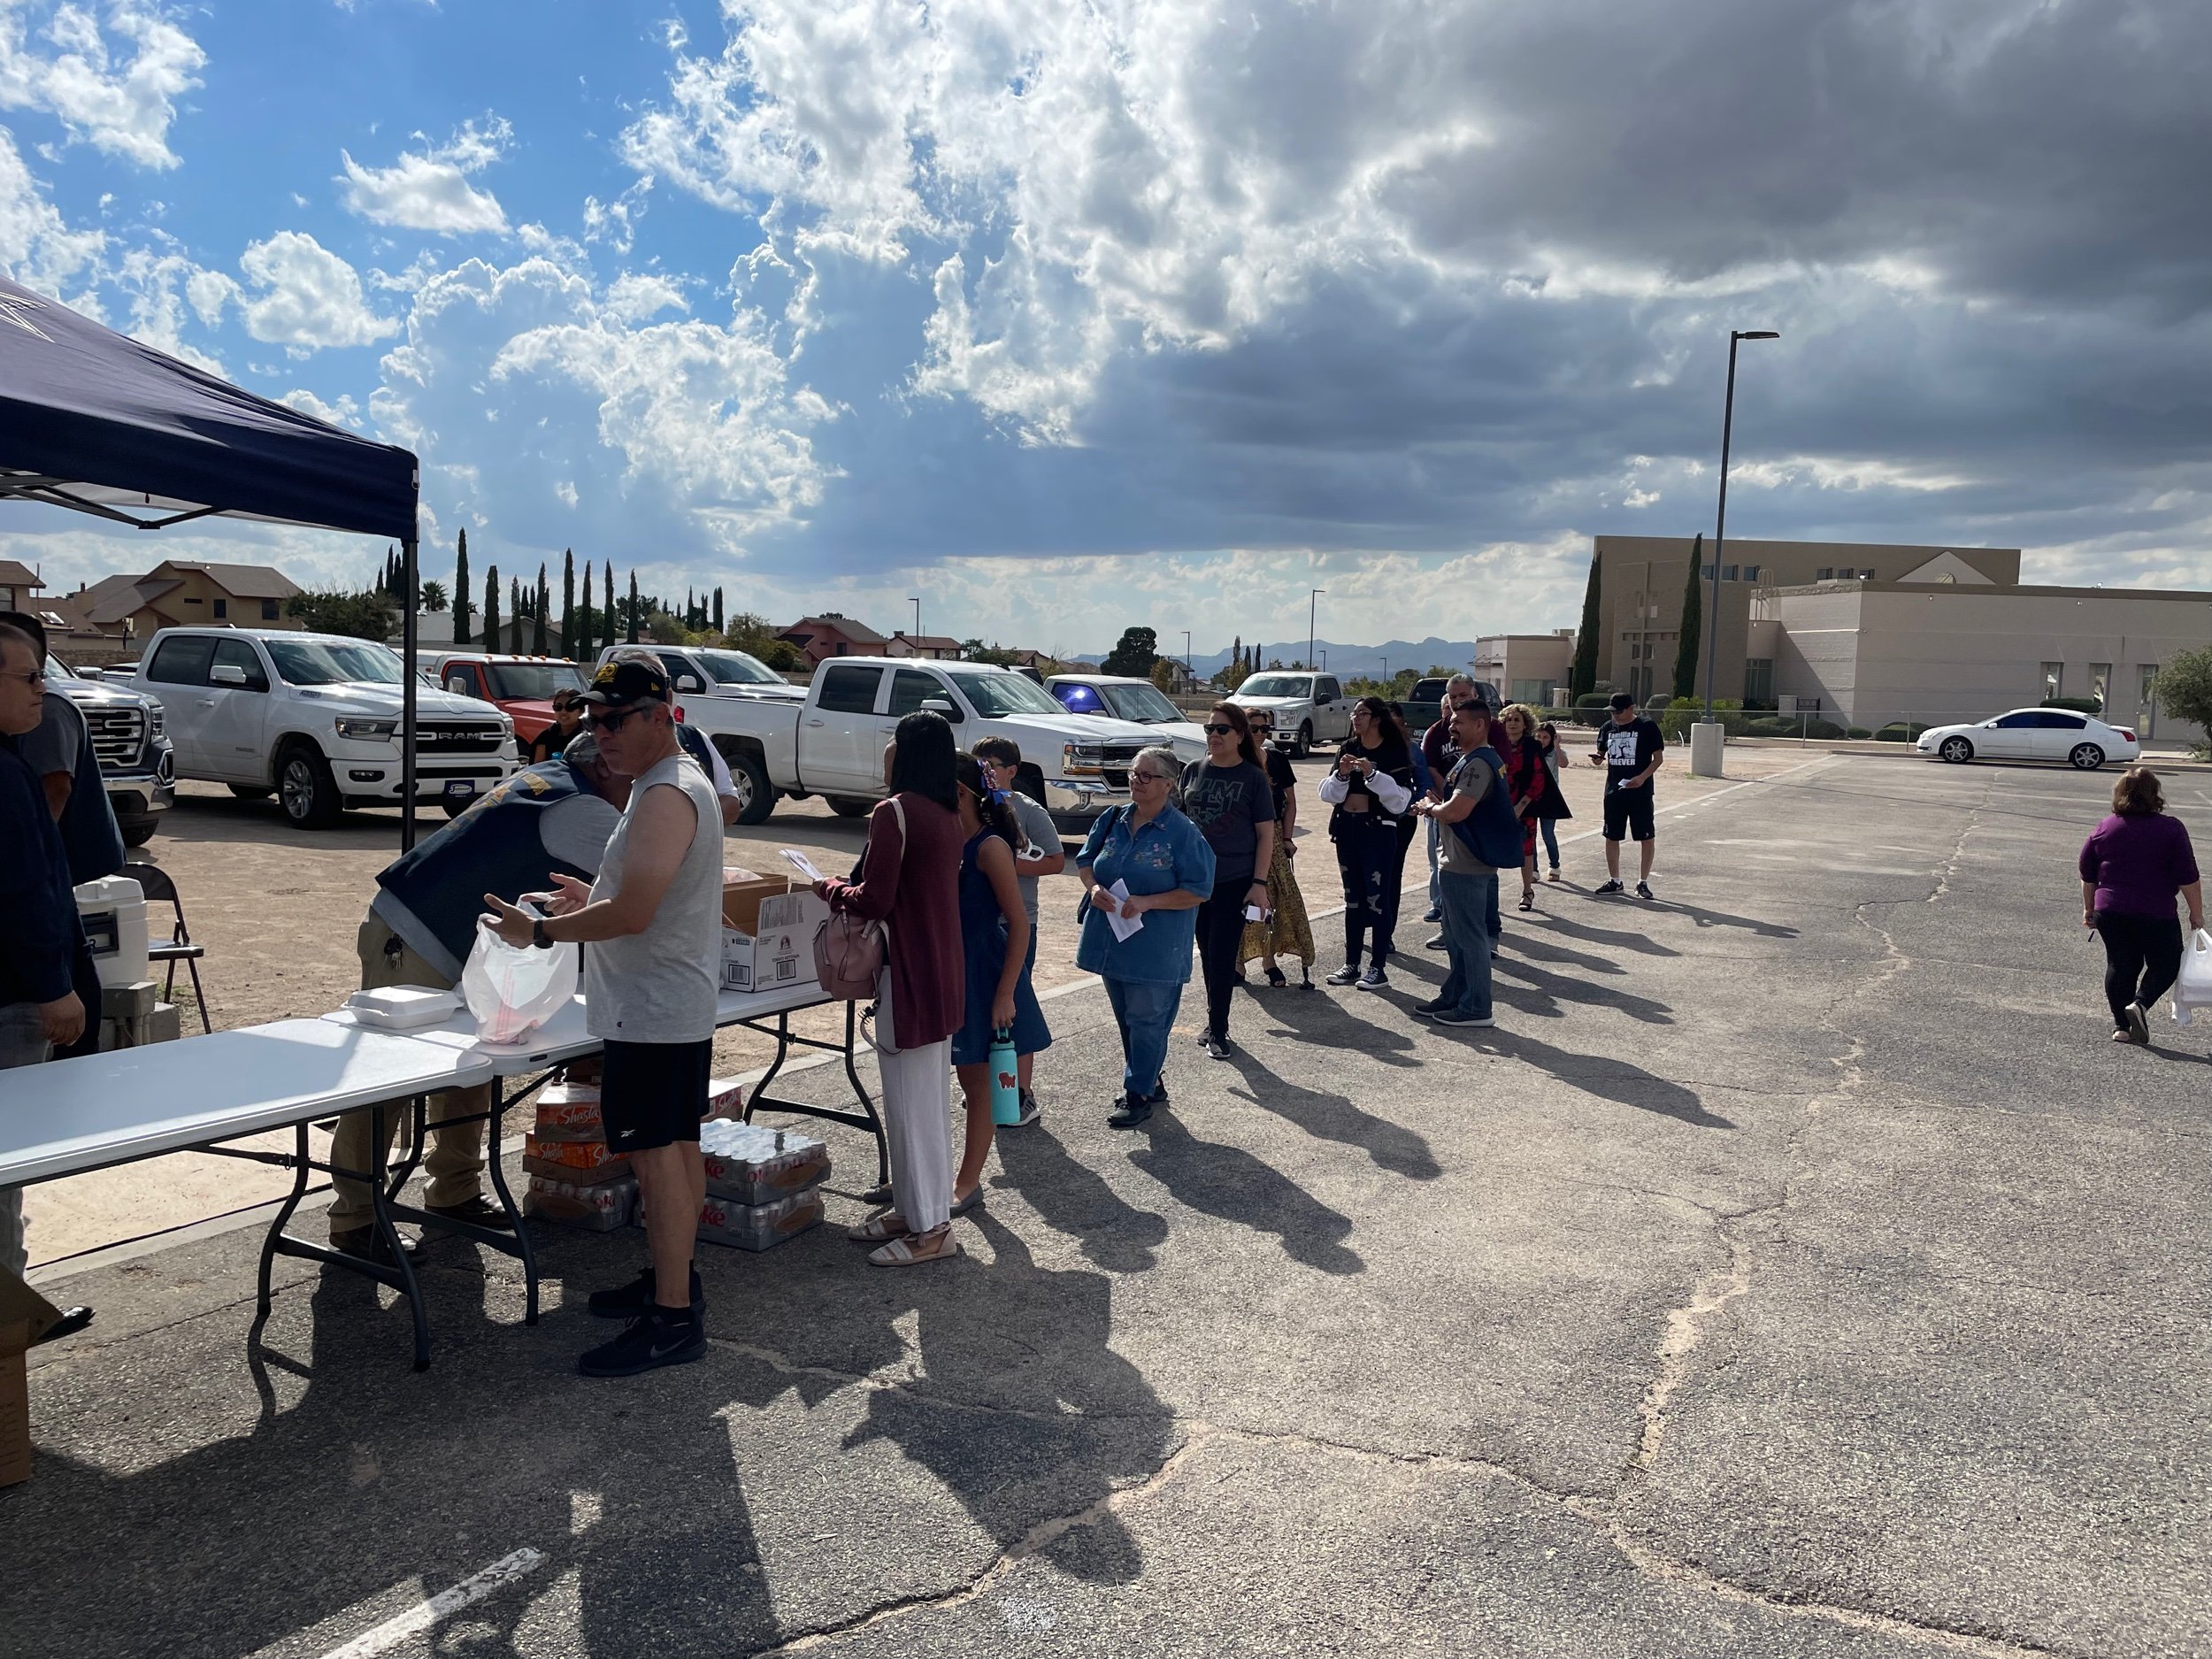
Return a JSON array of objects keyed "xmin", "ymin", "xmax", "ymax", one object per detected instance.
[
  {"xmin": 909, "ymin": 595, "xmax": 921, "ymax": 641},
  {"xmin": 1704, "ymin": 330, "xmax": 1779, "ymax": 721},
  {"xmin": 1309, "ymin": 588, "xmax": 1325, "ymax": 672},
  {"xmin": 1183, "ymin": 629, "xmax": 1193, "ymax": 683}
]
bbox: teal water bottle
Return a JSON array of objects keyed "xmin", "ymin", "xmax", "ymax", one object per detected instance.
[{"xmin": 988, "ymin": 1027, "xmax": 1021, "ymax": 1125}]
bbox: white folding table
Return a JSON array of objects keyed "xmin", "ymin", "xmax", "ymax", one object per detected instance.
[{"xmin": 0, "ymin": 1019, "xmax": 500, "ymax": 1370}]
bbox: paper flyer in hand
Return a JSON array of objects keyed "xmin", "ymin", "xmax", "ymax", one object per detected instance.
[
  {"xmin": 1106, "ymin": 879, "xmax": 1144, "ymax": 941},
  {"xmin": 780, "ymin": 849, "xmax": 827, "ymax": 883}
]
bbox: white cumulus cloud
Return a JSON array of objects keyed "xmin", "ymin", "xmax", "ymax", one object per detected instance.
[
  {"xmin": 0, "ymin": 0, "xmax": 206, "ymax": 170},
  {"xmin": 340, "ymin": 116, "xmax": 512, "ymax": 234},
  {"xmin": 196, "ymin": 230, "xmax": 398, "ymax": 354}
]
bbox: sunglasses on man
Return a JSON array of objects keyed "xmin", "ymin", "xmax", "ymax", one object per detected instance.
[{"xmin": 584, "ymin": 703, "xmax": 650, "ymax": 733}]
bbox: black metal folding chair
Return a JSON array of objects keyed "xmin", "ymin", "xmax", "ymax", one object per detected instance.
[{"xmin": 122, "ymin": 860, "xmax": 211, "ymax": 1033}]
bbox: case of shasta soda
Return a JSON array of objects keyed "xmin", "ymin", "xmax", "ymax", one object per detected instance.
[{"xmin": 521, "ymin": 1072, "xmax": 828, "ymax": 1249}]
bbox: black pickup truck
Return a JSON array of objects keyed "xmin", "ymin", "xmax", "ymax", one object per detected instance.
[{"xmin": 1402, "ymin": 676, "xmax": 1503, "ymax": 734}]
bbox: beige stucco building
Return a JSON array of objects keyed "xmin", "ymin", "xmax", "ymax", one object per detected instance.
[
  {"xmin": 1476, "ymin": 631, "xmax": 1578, "ymax": 707},
  {"xmin": 1589, "ymin": 535, "xmax": 2022, "ymax": 706},
  {"xmin": 1755, "ymin": 581, "xmax": 2212, "ymax": 740}
]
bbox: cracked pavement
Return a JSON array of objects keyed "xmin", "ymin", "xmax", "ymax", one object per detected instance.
[{"xmin": 4, "ymin": 754, "xmax": 2208, "ymax": 1657}]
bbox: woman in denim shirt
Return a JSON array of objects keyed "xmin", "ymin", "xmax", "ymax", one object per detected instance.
[{"xmin": 1077, "ymin": 745, "xmax": 1217, "ymax": 1129}]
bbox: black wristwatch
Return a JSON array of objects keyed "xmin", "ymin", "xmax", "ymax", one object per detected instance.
[{"xmin": 531, "ymin": 918, "xmax": 554, "ymax": 949}]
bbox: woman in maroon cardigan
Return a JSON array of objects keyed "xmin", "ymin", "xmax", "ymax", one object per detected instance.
[{"xmin": 814, "ymin": 711, "xmax": 966, "ymax": 1264}]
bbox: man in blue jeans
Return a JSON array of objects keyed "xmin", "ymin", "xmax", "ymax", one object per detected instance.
[{"xmin": 1411, "ymin": 700, "xmax": 1499, "ymax": 1028}]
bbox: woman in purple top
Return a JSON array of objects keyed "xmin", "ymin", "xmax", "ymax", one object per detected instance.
[{"xmin": 2078, "ymin": 766, "xmax": 2203, "ymax": 1044}]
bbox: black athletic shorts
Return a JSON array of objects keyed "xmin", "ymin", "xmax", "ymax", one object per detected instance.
[
  {"xmin": 1601, "ymin": 782, "xmax": 1656, "ymax": 843},
  {"xmin": 599, "ymin": 1037, "xmax": 714, "ymax": 1153}
]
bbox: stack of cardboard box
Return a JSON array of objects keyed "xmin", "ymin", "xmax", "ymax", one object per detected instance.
[
  {"xmin": 521, "ymin": 1076, "xmax": 635, "ymax": 1230},
  {"xmin": 689, "ymin": 1119, "xmax": 831, "ymax": 1250},
  {"xmin": 719, "ymin": 866, "xmax": 827, "ymax": 995}
]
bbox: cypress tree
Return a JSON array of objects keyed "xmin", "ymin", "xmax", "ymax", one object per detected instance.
[
  {"xmin": 534, "ymin": 564, "xmax": 549, "ymax": 655},
  {"xmin": 508, "ymin": 578, "xmax": 524, "ymax": 652},
  {"xmin": 560, "ymin": 549, "xmax": 575, "ymax": 655},
  {"xmin": 603, "ymin": 562, "xmax": 617, "ymax": 649},
  {"xmin": 1672, "ymin": 534, "xmax": 1704, "ymax": 703},
  {"xmin": 482, "ymin": 565, "xmax": 500, "ymax": 652},
  {"xmin": 1570, "ymin": 551, "xmax": 1602, "ymax": 700},
  {"xmin": 579, "ymin": 561, "xmax": 594, "ymax": 657},
  {"xmin": 626, "ymin": 571, "xmax": 640, "ymax": 643},
  {"xmin": 712, "ymin": 587, "xmax": 724, "ymax": 634},
  {"xmin": 454, "ymin": 529, "xmax": 472, "ymax": 644}
]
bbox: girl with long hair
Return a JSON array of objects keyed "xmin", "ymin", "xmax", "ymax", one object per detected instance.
[
  {"xmin": 1532, "ymin": 719, "xmax": 1572, "ymax": 881},
  {"xmin": 1237, "ymin": 709, "xmax": 1315, "ymax": 987},
  {"xmin": 949, "ymin": 753, "xmax": 1051, "ymax": 1209},
  {"xmin": 1320, "ymin": 695, "xmax": 1417, "ymax": 988},
  {"xmin": 1175, "ymin": 702, "xmax": 1277, "ymax": 1059},
  {"xmin": 1495, "ymin": 703, "xmax": 1549, "ymax": 911}
]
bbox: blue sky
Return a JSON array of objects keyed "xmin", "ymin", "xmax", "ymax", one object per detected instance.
[{"xmin": 4, "ymin": 0, "xmax": 2210, "ymax": 657}]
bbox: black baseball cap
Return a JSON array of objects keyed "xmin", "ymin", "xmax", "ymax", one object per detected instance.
[
  {"xmin": 1609, "ymin": 693, "xmax": 1636, "ymax": 711},
  {"xmin": 580, "ymin": 658, "xmax": 671, "ymax": 709}
]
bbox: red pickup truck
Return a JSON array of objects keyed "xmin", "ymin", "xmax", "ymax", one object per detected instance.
[{"xmin": 431, "ymin": 653, "xmax": 586, "ymax": 747}]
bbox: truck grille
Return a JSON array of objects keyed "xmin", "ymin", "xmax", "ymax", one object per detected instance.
[
  {"xmin": 85, "ymin": 707, "xmax": 145, "ymax": 770},
  {"xmin": 414, "ymin": 721, "xmax": 505, "ymax": 753}
]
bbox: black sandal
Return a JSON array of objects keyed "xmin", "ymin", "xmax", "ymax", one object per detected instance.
[{"xmin": 1265, "ymin": 964, "xmax": 1287, "ymax": 988}]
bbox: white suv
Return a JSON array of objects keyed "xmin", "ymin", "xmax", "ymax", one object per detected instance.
[
  {"xmin": 1228, "ymin": 672, "xmax": 1353, "ymax": 756},
  {"xmin": 134, "ymin": 627, "xmax": 518, "ymax": 828}
]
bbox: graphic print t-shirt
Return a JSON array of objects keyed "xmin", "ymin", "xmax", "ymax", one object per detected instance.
[
  {"xmin": 1601, "ymin": 718, "xmax": 1664, "ymax": 790},
  {"xmin": 1176, "ymin": 760, "xmax": 1275, "ymax": 887}
]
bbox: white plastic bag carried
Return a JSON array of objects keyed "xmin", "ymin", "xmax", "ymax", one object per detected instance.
[
  {"xmin": 461, "ymin": 917, "xmax": 578, "ymax": 1044},
  {"xmin": 2173, "ymin": 928, "xmax": 2212, "ymax": 1025}
]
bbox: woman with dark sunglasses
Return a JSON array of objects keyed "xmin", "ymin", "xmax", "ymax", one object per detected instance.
[
  {"xmin": 1319, "ymin": 695, "xmax": 1417, "ymax": 989},
  {"xmin": 1175, "ymin": 703, "xmax": 1276, "ymax": 1059},
  {"xmin": 529, "ymin": 689, "xmax": 585, "ymax": 764}
]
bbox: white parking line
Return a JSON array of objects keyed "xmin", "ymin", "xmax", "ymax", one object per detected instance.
[{"xmin": 319, "ymin": 1548, "xmax": 546, "ymax": 1659}]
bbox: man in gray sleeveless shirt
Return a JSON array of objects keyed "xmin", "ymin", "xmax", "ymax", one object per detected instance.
[{"xmin": 487, "ymin": 657, "xmax": 723, "ymax": 1377}]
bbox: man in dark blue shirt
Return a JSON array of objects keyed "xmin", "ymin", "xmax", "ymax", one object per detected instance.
[{"xmin": 0, "ymin": 620, "xmax": 88, "ymax": 1293}]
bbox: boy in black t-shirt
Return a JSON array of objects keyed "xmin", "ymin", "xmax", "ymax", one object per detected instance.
[{"xmin": 1591, "ymin": 693, "xmax": 1665, "ymax": 899}]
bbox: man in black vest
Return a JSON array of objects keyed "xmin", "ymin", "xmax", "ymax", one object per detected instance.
[{"xmin": 326, "ymin": 734, "xmax": 630, "ymax": 1257}]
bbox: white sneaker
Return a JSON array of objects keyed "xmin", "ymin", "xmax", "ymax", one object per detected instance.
[{"xmin": 1356, "ymin": 966, "xmax": 1388, "ymax": 991}]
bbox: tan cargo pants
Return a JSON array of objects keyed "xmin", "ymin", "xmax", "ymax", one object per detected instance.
[{"xmin": 326, "ymin": 912, "xmax": 492, "ymax": 1236}]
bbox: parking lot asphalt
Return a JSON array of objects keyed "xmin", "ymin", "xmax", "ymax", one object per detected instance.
[{"xmin": 6, "ymin": 753, "xmax": 2210, "ymax": 1657}]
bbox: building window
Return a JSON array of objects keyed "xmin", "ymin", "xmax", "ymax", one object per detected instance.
[
  {"xmin": 2089, "ymin": 663, "xmax": 2110, "ymax": 710},
  {"xmin": 1743, "ymin": 564, "xmax": 1761, "ymax": 581},
  {"xmin": 1701, "ymin": 564, "xmax": 1715, "ymax": 580},
  {"xmin": 1722, "ymin": 565, "xmax": 1738, "ymax": 581},
  {"xmin": 261, "ymin": 598, "xmax": 279, "ymax": 620},
  {"xmin": 1859, "ymin": 567, "xmax": 1876, "ymax": 579},
  {"xmin": 2139, "ymin": 664, "xmax": 2159, "ymax": 738},
  {"xmin": 213, "ymin": 598, "xmax": 227, "ymax": 618},
  {"xmin": 1744, "ymin": 658, "xmax": 1774, "ymax": 704},
  {"xmin": 2040, "ymin": 662, "xmax": 2062, "ymax": 700},
  {"xmin": 1816, "ymin": 567, "xmax": 1833, "ymax": 580}
]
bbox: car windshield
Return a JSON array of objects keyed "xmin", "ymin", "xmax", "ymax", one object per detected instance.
[
  {"xmin": 485, "ymin": 662, "xmax": 587, "ymax": 700},
  {"xmin": 1240, "ymin": 674, "xmax": 1310, "ymax": 698},
  {"xmin": 1102, "ymin": 684, "xmax": 1184, "ymax": 724},
  {"xmin": 945, "ymin": 669, "xmax": 1064, "ymax": 717},
  {"xmin": 694, "ymin": 649, "xmax": 785, "ymax": 686},
  {"xmin": 265, "ymin": 637, "xmax": 404, "ymax": 687}
]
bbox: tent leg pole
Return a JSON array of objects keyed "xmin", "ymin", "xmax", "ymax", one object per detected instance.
[{"xmin": 401, "ymin": 536, "xmax": 419, "ymax": 852}]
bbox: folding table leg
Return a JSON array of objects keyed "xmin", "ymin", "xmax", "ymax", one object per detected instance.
[
  {"xmin": 841, "ymin": 1002, "xmax": 889, "ymax": 1186},
  {"xmin": 480, "ymin": 1079, "xmax": 538, "ymax": 1325},
  {"xmin": 255, "ymin": 1119, "xmax": 314, "ymax": 1322},
  {"xmin": 369, "ymin": 1100, "xmax": 431, "ymax": 1371}
]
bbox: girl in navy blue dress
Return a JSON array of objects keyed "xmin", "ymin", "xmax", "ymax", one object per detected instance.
[{"xmin": 950, "ymin": 754, "xmax": 1051, "ymax": 1211}]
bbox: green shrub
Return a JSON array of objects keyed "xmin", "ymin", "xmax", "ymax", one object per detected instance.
[
  {"xmin": 1647, "ymin": 695, "xmax": 1672, "ymax": 713},
  {"xmin": 1847, "ymin": 726, "xmax": 1873, "ymax": 740},
  {"xmin": 1573, "ymin": 691, "xmax": 1613, "ymax": 712},
  {"xmin": 2040, "ymin": 696, "xmax": 2103, "ymax": 715},
  {"xmin": 1872, "ymin": 722, "xmax": 1929, "ymax": 742}
]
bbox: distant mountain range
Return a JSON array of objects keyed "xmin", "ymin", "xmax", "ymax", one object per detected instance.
[{"xmin": 1073, "ymin": 636, "xmax": 1483, "ymax": 681}]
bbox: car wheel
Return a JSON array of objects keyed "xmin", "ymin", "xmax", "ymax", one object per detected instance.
[
  {"xmin": 2070, "ymin": 742, "xmax": 2106, "ymax": 771},
  {"xmin": 277, "ymin": 743, "xmax": 342, "ymax": 828},
  {"xmin": 1297, "ymin": 721, "xmax": 1314, "ymax": 758},
  {"xmin": 117, "ymin": 816, "xmax": 158, "ymax": 847},
  {"xmin": 227, "ymin": 783, "xmax": 273, "ymax": 800},
  {"xmin": 1014, "ymin": 764, "xmax": 1048, "ymax": 804},
  {"xmin": 1939, "ymin": 737, "xmax": 1974, "ymax": 764},
  {"xmin": 728, "ymin": 748, "xmax": 776, "ymax": 826},
  {"xmin": 827, "ymin": 795, "xmax": 874, "ymax": 818}
]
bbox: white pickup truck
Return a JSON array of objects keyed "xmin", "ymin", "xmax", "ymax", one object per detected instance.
[{"xmin": 682, "ymin": 657, "xmax": 1158, "ymax": 832}]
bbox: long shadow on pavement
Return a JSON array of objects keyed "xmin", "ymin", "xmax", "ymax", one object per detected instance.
[
  {"xmin": 1491, "ymin": 956, "xmax": 1676, "ymax": 1025},
  {"xmin": 1533, "ymin": 910, "xmax": 1681, "ymax": 957},
  {"xmin": 1127, "ymin": 1110, "xmax": 1364, "ymax": 1274},
  {"xmin": 1221, "ymin": 1049, "xmax": 1442, "ymax": 1181},
  {"xmin": 994, "ymin": 1118, "xmax": 1172, "ymax": 1273},
  {"xmin": 1242, "ymin": 980, "xmax": 1422, "ymax": 1070},
  {"xmin": 1426, "ymin": 1028, "xmax": 1736, "ymax": 1131}
]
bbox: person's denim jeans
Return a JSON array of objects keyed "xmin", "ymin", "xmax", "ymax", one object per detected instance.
[
  {"xmin": 1437, "ymin": 871, "xmax": 1496, "ymax": 1020},
  {"xmin": 1425, "ymin": 817, "xmax": 1442, "ymax": 914},
  {"xmin": 1104, "ymin": 976, "xmax": 1184, "ymax": 1101},
  {"xmin": 1538, "ymin": 817, "xmax": 1561, "ymax": 871},
  {"xmin": 0, "ymin": 1001, "xmax": 55, "ymax": 1276}
]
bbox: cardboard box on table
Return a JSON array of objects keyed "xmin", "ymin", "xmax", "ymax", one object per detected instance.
[{"xmin": 721, "ymin": 888, "xmax": 828, "ymax": 995}]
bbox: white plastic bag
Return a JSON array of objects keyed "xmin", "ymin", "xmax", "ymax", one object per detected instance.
[
  {"xmin": 2173, "ymin": 928, "xmax": 2212, "ymax": 1026},
  {"xmin": 462, "ymin": 917, "xmax": 578, "ymax": 1044}
]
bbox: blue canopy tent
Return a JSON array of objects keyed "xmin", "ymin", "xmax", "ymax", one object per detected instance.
[{"xmin": 0, "ymin": 273, "xmax": 432, "ymax": 847}]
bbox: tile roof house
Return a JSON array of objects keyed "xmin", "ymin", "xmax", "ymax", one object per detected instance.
[
  {"xmin": 780, "ymin": 612, "xmax": 888, "ymax": 667},
  {"xmin": 69, "ymin": 558, "xmax": 305, "ymax": 641},
  {"xmin": 885, "ymin": 630, "xmax": 964, "ymax": 660},
  {"xmin": 0, "ymin": 558, "xmax": 42, "ymax": 614}
]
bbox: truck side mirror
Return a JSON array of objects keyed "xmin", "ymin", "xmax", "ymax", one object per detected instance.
[
  {"xmin": 677, "ymin": 674, "xmax": 703, "ymax": 692},
  {"xmin": 921, "ymin": 696, "xmax": 964, "ymax": 723},
  {"xmin": 210, "ymin": 663, "xmax": 248, "ymax": 687}
]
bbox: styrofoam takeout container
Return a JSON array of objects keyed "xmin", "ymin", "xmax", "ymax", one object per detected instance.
[{"xmin": 344, "ymin": 987, "xmax": 465, "ymax": 1031}]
